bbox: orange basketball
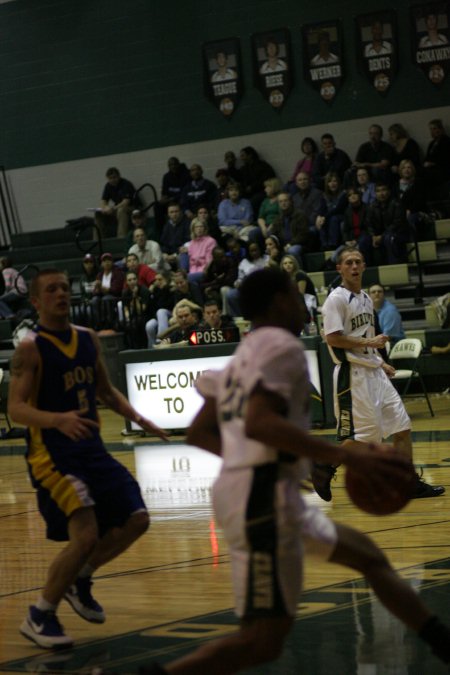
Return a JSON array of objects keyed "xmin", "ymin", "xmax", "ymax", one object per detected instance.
[{"xmin": 345, "ymin": 449, "xmax": 416, "ymax": 516}]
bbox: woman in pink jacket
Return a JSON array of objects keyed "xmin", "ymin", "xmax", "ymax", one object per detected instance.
[{"xmin": 180, "ymin": 219, "xmax": 218, "ymax": 284}]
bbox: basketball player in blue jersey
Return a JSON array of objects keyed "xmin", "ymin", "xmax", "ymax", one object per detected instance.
[
  {"xmin": 8, "ymin": 269, "xmax": 167, "ymax": 649},
  {"xmin": 138, "ymin": 268, "xmax": 450, "ymax": 675},
  {"xmin": 314, "ymin": 246, "xmax": 445, "ymax": 501}
]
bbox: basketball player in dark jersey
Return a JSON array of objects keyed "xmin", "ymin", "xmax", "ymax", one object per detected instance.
[{"xmin": 8, "ymin": 269, "xmax": 167, "ymax": 649}]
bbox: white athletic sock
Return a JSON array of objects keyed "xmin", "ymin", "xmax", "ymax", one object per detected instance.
[{"xmin": 36, "ymin": 596, "xmax": 57, "ymax": 612}]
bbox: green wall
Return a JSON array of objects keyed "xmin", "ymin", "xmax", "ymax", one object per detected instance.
[{"xmin": 0, "ymin": 0, "xmax": 446, "ymax": 169}]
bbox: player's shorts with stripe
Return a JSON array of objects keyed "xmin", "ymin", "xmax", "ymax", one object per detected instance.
[
  {"xmin": 213, "ymin": 462, "xmax": 337, "ymax": 619},
  {"xmin": 334, "ymin": 362, "xmax": 411, "ymax": 443},
  {"xmin": 27, "ymin": 442, "xmax": 146, "ymax": 541}
]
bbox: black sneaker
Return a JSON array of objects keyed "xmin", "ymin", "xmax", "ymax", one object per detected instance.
[
  {"xmin": 311, "ymin": 464, "xmax": 338, "ymax": 502},
  {"xmin": 413, "ymin": 473, "xmax": 445, "ymax": 499},
  {"xmin": 65, "ymin": 577, "xmax": 105, "ymax": 623},
  {"xmin": 20, "ymin": 605, "xmax": 74, "ymax": 649}
]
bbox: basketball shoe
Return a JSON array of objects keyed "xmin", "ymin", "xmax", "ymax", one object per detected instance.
[
  {"xmin": 413, "ymin": 470, "xmax": 445, "ymax": 498},
  {"xmin": 65, "ymin": 577, "xmax": 105, "ymax": 623},
  {"xmin": 311, "ymin": 463, "xmax": 338, "ymax": 501},
  {"xmin": 20, "ymin": 605, "xmax": 73, "ymax": 649}
]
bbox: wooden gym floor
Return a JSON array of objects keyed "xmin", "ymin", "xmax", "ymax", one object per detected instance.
[{"xmin": 1, "ymin": 393, "xmax": 450, "ymax": 674}]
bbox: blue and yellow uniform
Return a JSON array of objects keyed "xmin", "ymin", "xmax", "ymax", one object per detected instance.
[{"xmin": 26, "ymin": 325, "xmax": 146, "ymax": 541}]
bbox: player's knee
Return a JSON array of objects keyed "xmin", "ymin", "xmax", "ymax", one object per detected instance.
[
  {"xmin": 76, "ymin": 527, "xmax": 99, "ymax": 557},
  {"xmin": 128, "ymin": 510, "xmax": 150, "ymax": 538}
]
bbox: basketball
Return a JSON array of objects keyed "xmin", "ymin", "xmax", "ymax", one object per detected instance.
[{"xmin": 345, "ymin": 446, "xmax": 416, "ymax": 516}]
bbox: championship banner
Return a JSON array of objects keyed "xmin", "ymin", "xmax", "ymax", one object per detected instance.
[
  {"xmin": 251, "ymin": 28, "xmax": 293, "ymax": 110},
  {"xmin": 203, "ymin": 38, "xmax": 243, "ymax": 118},
  {"xmin": 356, "ymin": 10, "xmax": 398, "ymax": 95},
  {"xmin": 412, "ymin": 2, "xmax": 450, "ymax": 86},
  {"xmin": 302, "ymin": 21, "xmax": 343, "ymax": 103}
]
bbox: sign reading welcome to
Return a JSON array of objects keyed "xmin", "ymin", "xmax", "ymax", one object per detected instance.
[{"xmin": 125, "ymin": 348, "xmax": 321, "ymax": 431}]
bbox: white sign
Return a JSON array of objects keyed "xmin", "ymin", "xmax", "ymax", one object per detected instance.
[{"xmin": 125, "ymin": 355, "xmax": 232, "ymax": 430}]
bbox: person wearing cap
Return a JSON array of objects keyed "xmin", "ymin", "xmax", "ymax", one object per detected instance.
[
  {"xmin": 80, "ymin": 253, "xmax": 98, "ymax": 301},
  {"xmin": 95, "ymin": 167, "xmax": 139, "ymax": 238},
  {"xmin": 91, "ymin": 254, "xmax": 125, "ymax": 330}
]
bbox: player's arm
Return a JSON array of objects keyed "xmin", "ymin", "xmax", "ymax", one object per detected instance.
[
  {"xmin": 325, "ymin": 329, "xmax": 389, "ymax": 350},
  {"xmin": 91, "ymin": 330, "xmax": 168, "ymax": 440},
  {"xmin": 8, "ymin": 340, "xmax": 98, "ymax": 440},
  {"xmin": 186, "ymin": 397, "xmax": 221, "ymax": 456},
  {"xmin": 245, "ymin": 384, "xmax": 407, "ymax": 475}
]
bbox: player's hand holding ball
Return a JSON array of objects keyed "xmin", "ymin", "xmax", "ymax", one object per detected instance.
[{"xmin": 344, "ymin": 442, "xmax": 416, "ymax": 515}]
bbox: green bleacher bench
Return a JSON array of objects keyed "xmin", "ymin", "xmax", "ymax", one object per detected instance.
[
  {"xmin": 435, "ymin": 219, "xmax": 450, "ymax": 239},
  {"xmin": 408, "ymin": 241, "xmax": 437, "ymax": 263},
  {"xmin": 10, "ymin": 237, "xmax": 127, "ymax": 266},
  {"xmin": 309, "ymin": 264, "xmax": 409, "ymax": 293}
]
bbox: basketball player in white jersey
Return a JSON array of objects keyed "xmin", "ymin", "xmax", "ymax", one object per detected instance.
[
  {"xmin": 139, "ymin": 267, "xmax": 450, "ymax": 675},
  {"xmin": 316, "ymin": 246, "xmax": 445, "ymax": 501}
]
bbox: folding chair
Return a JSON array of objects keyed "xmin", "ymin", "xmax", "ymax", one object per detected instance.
[{"xmin": 388, "ymin": 338, "xmax": 434, "ymax": 417}]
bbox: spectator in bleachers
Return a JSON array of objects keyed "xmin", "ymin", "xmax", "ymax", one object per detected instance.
[
  {"xmin": 214, "ymin": 169, "xmax": 231, "ymax": 208},
  {"xmin": 200, "ymin": 245, "xmax": 238, "ymax": 302},
  {"xmin": 129, "ymin": 209, "xmax": 161, "ymax": 245},
  {"xmin": 217, "ymin": 183, "xmax": 258, "ymax": 241},
  {"xmin": 160, "ymin": 157, "xmax": 190, "ymax": 207},
  {"xmin": 180, "ymin": 164, "xmax": 217, "ymax": 220},
  {"xmin": 269, "ymin": 192, "xmax": 315, "ymax": 264},
  {"xmin": 280, "ymin": 254, "xmax": 318, "ymax": 320},
  {"xmin": 223, "ymin": 150, "xmax": 242, "ymax": 183},
  {"xmin": 121, "ymin": 271, "xmax": 151, "ymax": 349},
  {"xmin": 128, "ymin": 227, "xmax": 164, "ymax": 272},
  {"xmin": 265, "ymin": 234, "xmax": 283, "ymax": 267},
  {"xmin": 79, "ymin": 253, "xmax": 98, "ymax": 302},
  {"xmin": 194, "ymin": 204, "xmax": 223, "ymax": 244},
  {"xmin": 366, "ymin": 182, "xmax": 411, "ymax": 264},
  {"xmin": 423, "ymin": 119, "xmax": 450, "ymax": 198},
  {"xmin": 91, "ymin": 253, "xmax": 125, "ymax": 329},
  {"xmin": 388, "ymin": 123, "xmax": 422, "ymax": 175},
  {"xmin": 257, "ymin": 178, "xmax": 283, "ymax": 237},
  {"xmin": 145, "ymin": 271, "xmax": 175, "ymax": 348},
  {"xmin": 202, "ymin": 298, "xmax": 236, "ymax": 330},
  {"xmin": 288, "ymin": 137, "xmax": 318, "ymax": 183},
  {"xmin": 125, "ymin": 253, "xmax": 156, "ymax": 288},
  {"xmin": 95, "ymin": 167, "xmax": 138, "ymax": 238},
  {"xmin": 355, "ymin": 167, "xmax": 377, "ymax": 205},
  {"xmin": 179, "ymin": 218, "xmax": 217, "ymax": 283},
  {"xmin": 315, "ymin": 172, "xmax": 347, "ymax": 250},
  {"xmin": 160, "ymin": 202, "xmax": 192, "ymax": 269},
  {"xmin": 368, "ymin": 284, "xmax": 405, "ymax": 345},
  {"xmin": 160, "ymin": 303, "xmax": 202, "ymax": 345},
  {"xmin": 340, "ymin": 187, "xmax": 372, "ymax": 263},
  {"xmin": 173, "ymin": 269, "xmax": 204, "ymax": 307},
  {"xmin": 395, "ymin": 160, "xmax": 429, "ymax": 232},
  {"xmin": 224, "ymin": 241, "xmax": 268, "ymax": 316},
  {"xmin": 291, "ymin": 172, "xmax": 325, "ymax": 238},
  {"xmin": 0, "ymin": 256, "xmax": 28, "ymax": 319},
  {"xmin": 352, "ymin": 124, "xmax": 395, "ymax": 184},
  {"xmin": 311, "ymin": 133, "xmax": 351, "ymax": 191},
  {"xmin": 239, "ymin": 146, "xmax": 276, "ymax": 212}
]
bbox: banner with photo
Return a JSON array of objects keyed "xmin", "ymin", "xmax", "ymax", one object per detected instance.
[
  {"xmin": 411, "ymin": 2, "xmax": 450, "ymax": 86},
  {"xmin": 302, "ymin": 21, "xmax": 343, "ymax": 103},
  {"xmin": 252, "ymin": 28, "xmax": 293, "ymax": 110},
  {"xmin": 203, "ymin": 38, "xmax": 243, "ymax": 118},
  {"xmin": 356, "ymin": 10, "xmax": 398, "ymax": 95}
]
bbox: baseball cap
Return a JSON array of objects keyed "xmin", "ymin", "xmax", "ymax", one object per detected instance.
[
  {"xmin": 101, "ymin": 252, "xmax": 113, "ymax": 261},
  {"xmin": 132, "ymin": 209, "xmax": 143, "ymax": 217},
  {"xmin": 83, "ymin": 253, "xmax": 95, "ymax": 262}
]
